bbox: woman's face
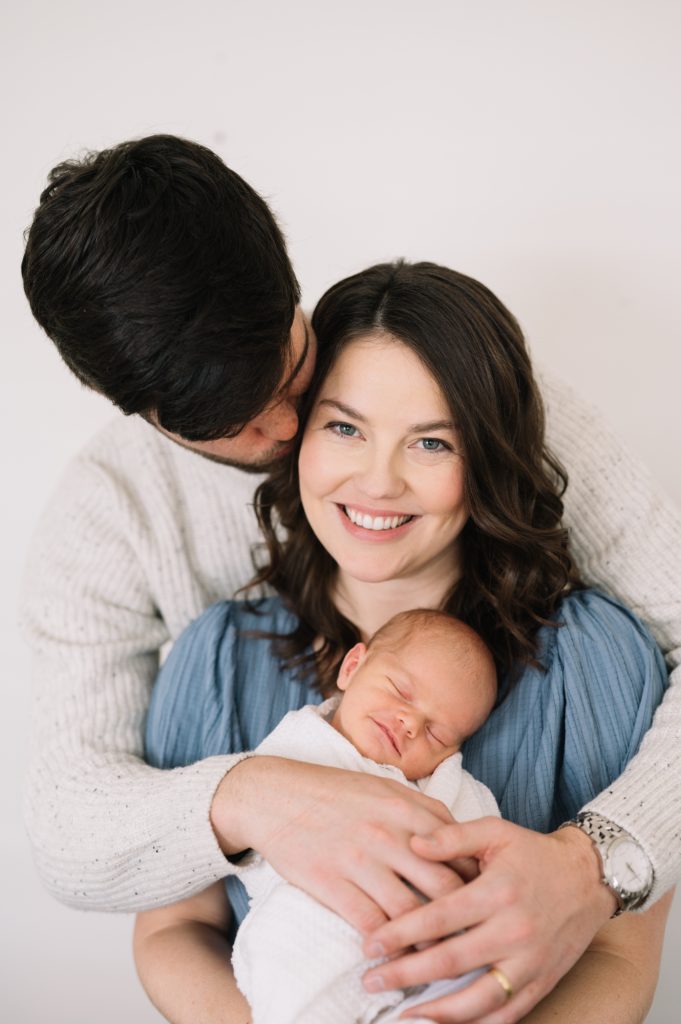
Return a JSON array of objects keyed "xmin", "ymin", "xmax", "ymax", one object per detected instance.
[{"xmin": 298, "ymin": 335, "xmax": 468, "ymax": 590}]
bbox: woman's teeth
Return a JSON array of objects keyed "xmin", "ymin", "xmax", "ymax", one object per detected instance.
[{"xmin": 343, "ymin": 507, "xmax": 413, "ymax": 530}]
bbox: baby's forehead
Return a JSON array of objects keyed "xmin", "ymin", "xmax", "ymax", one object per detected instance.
[
  {"xmin": 381, "ymin": 626, "xmax": 493, "ymax": 697},
  {"xmin": 373, "ymin": 630, "xmax": 474, "ymax": 685},
  {"xmin": 390, "ymin": 622, "xmax": 481, "ymax": 660}
]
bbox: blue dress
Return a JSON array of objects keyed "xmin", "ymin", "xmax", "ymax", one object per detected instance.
[{"xmin": 145, "ymin": 589, "xmax": 666, "ymax": 934}]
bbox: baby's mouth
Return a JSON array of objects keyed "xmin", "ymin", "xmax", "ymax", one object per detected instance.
[
  {"xmin": 372, "ymin": 718, "xmax": 401, "ymax": 755},
  {"xmin": 342, "ymin": 506, "xmax": 415, "ymax": 531}
]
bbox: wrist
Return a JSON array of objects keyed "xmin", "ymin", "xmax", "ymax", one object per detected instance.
[
  {"xmin": 209, "ymin": 755, "xmax": 262, "ymax": 856},
  {"xmin": 553, "ymin": 823, "xmax": 620, "ymax": 921},
  {"xmin": 560, "ymin": 811, "xmax": 654, "ymax": 915}
]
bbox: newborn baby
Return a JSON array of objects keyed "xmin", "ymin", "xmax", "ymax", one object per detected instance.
[{"xmin": 233, "ymin": 608, "xmax": 499, "ymax": 1024}]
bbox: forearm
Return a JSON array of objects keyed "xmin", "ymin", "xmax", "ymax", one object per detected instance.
[
  {"xmin": 24, "ymin": 592, "xmax": 247, "ymax": 909},
  {"xmin": 586, "ymin": 664, "xmax": 681, "ymax": 901},
  {"xmin": 135, "ymin": 922, "xmax": 250, "ymax": 1024},
  {"xmin": 25, "ymin": 744, "xmax": 240, "ymax": 910},
  {"xmin": 522, "ymin": 949, "xmax": 654, "ymax": 1024},
  {"xmin": 522, "ymin": 892, "xmax": 673, "ymax": 1024},
  {"xmin": 134, "ymin": 882, "xmax": 250, "ymax": 1024}
]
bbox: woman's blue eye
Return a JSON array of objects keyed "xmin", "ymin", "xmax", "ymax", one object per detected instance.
[
  {"xmin": 329, "ymin": 421, "xmax": 359, "ymax": 438},
  {"xmin": 417, "ymin": 438, "xmax": 451, "ymax": 452}
]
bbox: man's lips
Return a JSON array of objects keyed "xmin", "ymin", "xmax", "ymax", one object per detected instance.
[{"xmin": 372, "ymin": 718, "xmax": 401, "ymax": 755}]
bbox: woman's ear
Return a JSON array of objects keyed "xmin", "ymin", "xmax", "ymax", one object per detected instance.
[{"xmin": 336, "ymin": 642, "xmax": 367, "ymax": 692}]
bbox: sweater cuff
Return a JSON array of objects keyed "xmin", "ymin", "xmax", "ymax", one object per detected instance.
[{"xmin": 166, "ymin": 751, "xmax": 256, "ymax": 885}]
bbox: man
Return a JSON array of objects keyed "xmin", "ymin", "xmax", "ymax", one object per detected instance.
[
  {"xmin": 22, "ymin": 134, "xmax": 312, "ymax": 469},
  {"xmin": 22, "ymin": 135, "xmax": 681, "ymax": 1022}
]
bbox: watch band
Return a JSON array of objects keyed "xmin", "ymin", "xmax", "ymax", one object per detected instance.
[{"xmin": 561, "ymin": 811, "xmax": 654, "ymax": 915}]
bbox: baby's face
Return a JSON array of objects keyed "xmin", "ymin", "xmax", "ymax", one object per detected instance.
[{"xmin": 331, "ymin": 635, "xmax": 491, "ymax": 780}]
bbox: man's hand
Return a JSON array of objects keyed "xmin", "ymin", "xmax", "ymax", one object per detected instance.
[
  {"xmin": 360, "ymin": 818, "xmax": 618, "ymax": 1023},
  {"xmin": 210, "ymin": 756, "xmax": 465, "ymax": 934}
]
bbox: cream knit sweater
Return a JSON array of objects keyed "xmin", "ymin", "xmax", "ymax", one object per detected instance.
[{"xmin": 21, "ymin": 377, "xmax": 681, "ymax": 911}]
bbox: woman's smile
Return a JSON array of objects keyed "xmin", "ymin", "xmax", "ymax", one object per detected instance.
[
  {"xmin": 298, "ymin": 335, "xmax": 468, "ymax": 591},
  {"xmin": 337, "ymin": 503, "xmax": 419, "ymax": 539}
]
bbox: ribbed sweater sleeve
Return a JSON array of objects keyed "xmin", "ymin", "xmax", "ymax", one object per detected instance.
[
  {"xmin": 543, "ymin": 376, "xmax": 681, "ymax": 901},
  {"xmin": 21, "ymin": 419, "xmax": 260, "ymax": 911}
]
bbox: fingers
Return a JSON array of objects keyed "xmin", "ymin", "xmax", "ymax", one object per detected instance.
[
  {"xmin": 364, "ymin": 875, "xmax": 493, "ymax": 962},
  {"xmin": 400, "ymin": 964, "xmax": 539, "ymax": 1023},
  {"xmin": 367, "ymin": 818, "xmax": 609, "ymax": 1022},
  {"xmin": 333, "ymin": 846, "xmax": 465, "ymax": 935},
  {"xmin": 393, "ymin": 854, "xmax": 466, "ymax": 906},
  {"xmin": 318, "ymin": 877, "xmax": 390, "ymax": 934},
  {"xmin": 410, "ymin": 818, "xmax": 504, "ymax": 864},
  {"xmin": 420, "ymin": 795, "xmax": 457, "ymax": 827},
  {"xmin": 336, "ymin": 870, "xmax": 424, "ymax": 935},
  {"xmin": 366, "ymin": 916, "xmax": 513, "ymax": 993},
  {"xmin": 307, "ymin": 852, "xmax": 460, "ymax": 935}
]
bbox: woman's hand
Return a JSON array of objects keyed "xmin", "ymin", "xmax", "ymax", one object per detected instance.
[
  {"xmin": 210, "ymin": 756, "xmax": 466, "ymax": 934},
  {"xmin": 361, "ymin": 818, "xmax": 618, "ymax": 1022}
]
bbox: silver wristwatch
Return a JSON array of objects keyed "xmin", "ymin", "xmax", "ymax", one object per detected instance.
[{"xmin": 562, "ymin": 811, "xmax": 654, "ymax": 915}]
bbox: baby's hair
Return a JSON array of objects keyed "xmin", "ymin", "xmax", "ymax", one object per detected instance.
[{"xmin": 368, "ymin": 608, "xmax": 489, "ymax": 663}]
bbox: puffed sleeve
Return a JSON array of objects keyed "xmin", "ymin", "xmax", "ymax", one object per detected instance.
[
  {"xmin": 463, "ymin": 589, "xmax": 667, "ymax": 832},
  {"xmin": 553, "ymin": 590, "xmax": 667, "ymax": 823},
  {"xmin": 145, "ymin": 597, "xmax": 316, "ymax": 770},
  {"xmin": 145, "ymin": 601, "xmax": 249, "ymax": 769}
]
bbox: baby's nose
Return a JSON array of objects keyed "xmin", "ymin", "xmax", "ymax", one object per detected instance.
[{"xmin": 397, "ymin": 710, "xmax": 418, "ymax": 737}]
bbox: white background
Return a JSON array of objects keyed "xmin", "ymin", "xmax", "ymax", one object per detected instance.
[{"xmin": 2, "ymin": 1, "xmax": 679, "ymax": 1020}]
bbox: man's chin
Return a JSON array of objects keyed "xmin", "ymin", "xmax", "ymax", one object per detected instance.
[{"xmin": 191, "ymin": 446, "xmax": 290, "ymax": 474}]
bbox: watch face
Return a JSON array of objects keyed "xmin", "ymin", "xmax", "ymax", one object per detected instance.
[{"xmin": 606, "ymin": 837, "xmax": 653, "ymax": 894}]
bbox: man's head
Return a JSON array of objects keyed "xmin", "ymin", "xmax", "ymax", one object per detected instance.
[
  {"xmin": 22, "ymin": 134, "xmax": 310, "ymax": 470},
  {"xmin": 331, "ymin": 609, "xmax": 497, "ymax": 779}
]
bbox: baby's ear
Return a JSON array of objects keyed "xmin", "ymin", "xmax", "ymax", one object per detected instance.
[{"xmin": 336, "ymin": 642, "xmax": 367, "ymax": 691}]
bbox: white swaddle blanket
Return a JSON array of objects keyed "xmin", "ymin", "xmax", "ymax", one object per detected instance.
[{"xmin": 232, "ymin": 699, "xmax": 500, "ymax": 1024}]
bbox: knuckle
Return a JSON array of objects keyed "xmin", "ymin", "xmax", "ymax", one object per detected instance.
[
  {"xmin": 424, "ymin": 899, "xmax": 455, "ymax": 937},
  {"xmin": 354, "ymin": 905, "xmax": 385, "ymax": 934},
  {"xmin": 523, "ymin": 976, "xmax": 548, "ymax": 1006},
  {"xmin": 362, "ymin": 820, "xmax": 394, "ymax": 847},
  {"xmin": 386, "ymin": 793, "xmax": 414, "ymax": 819},
  {"xmin": 493, "ymin": 879, "xmax": 518, "ymax": 909},
  {"xmin": 344, "ymin": 842, "xmax": 370, "ymax": 870},
  {"xmin": 505, "ymin": 915, "xmax": 534, "ymax": 946},
  {"xmin": 430, "ymin": 938, "xmax": 459, "ymax": 977},
  {"xmin": 393, "ymin": 892, "xmax": 421, "ymax": 918},
  {"xmin": 307, "ymin": 863, "xmax": 333, "ymax": 891}
]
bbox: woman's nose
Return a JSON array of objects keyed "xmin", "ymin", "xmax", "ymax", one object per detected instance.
[{"xmin": 355, "ymin": 449, "xmax": 405, "ymax": 500}]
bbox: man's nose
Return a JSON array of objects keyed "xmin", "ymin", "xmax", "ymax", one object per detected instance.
[{"xmin": 257, "ymin": 400, "xmax": 299, "ymax": 442}]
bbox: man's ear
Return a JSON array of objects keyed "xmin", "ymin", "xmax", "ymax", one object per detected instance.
[{"xmin": 336, "ymin": 642, "xmax": 367, "ymax": 692}]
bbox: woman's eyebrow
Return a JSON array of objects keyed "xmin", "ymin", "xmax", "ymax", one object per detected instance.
[
  {"xmin": 317, "ymin": 399, "xmax": 367, "ymax": 422},
  {"xmin": 409, "ymin": 419, "xmax": 458, "ymax": 433},
  {"xmin": 317, "ymin": 399, "xmax": 457, "ymax": 435}
]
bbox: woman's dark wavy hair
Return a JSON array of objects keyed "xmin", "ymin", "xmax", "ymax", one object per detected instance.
[
  {"xmin": 252, "ymin": 260, "xmax": 582, "ymax": 694},
  {"xmin": 22, "ymin": 134, "xmax": 300, "ymax": 440}
]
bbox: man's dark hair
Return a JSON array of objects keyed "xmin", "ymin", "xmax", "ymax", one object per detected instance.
[{"xmin": 22, "ymin": 134, "xmax": 301, "ymax": 440}]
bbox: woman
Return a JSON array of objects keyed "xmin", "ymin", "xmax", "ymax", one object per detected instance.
[{"xmin": 135, "ymin": 261, "xmax": 670, "ymax": 1023}]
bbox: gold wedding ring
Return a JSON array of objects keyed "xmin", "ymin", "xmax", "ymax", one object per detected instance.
[{"xmin": 489, "ymin": 966, "xmax": 513, "ymax": 1001}]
